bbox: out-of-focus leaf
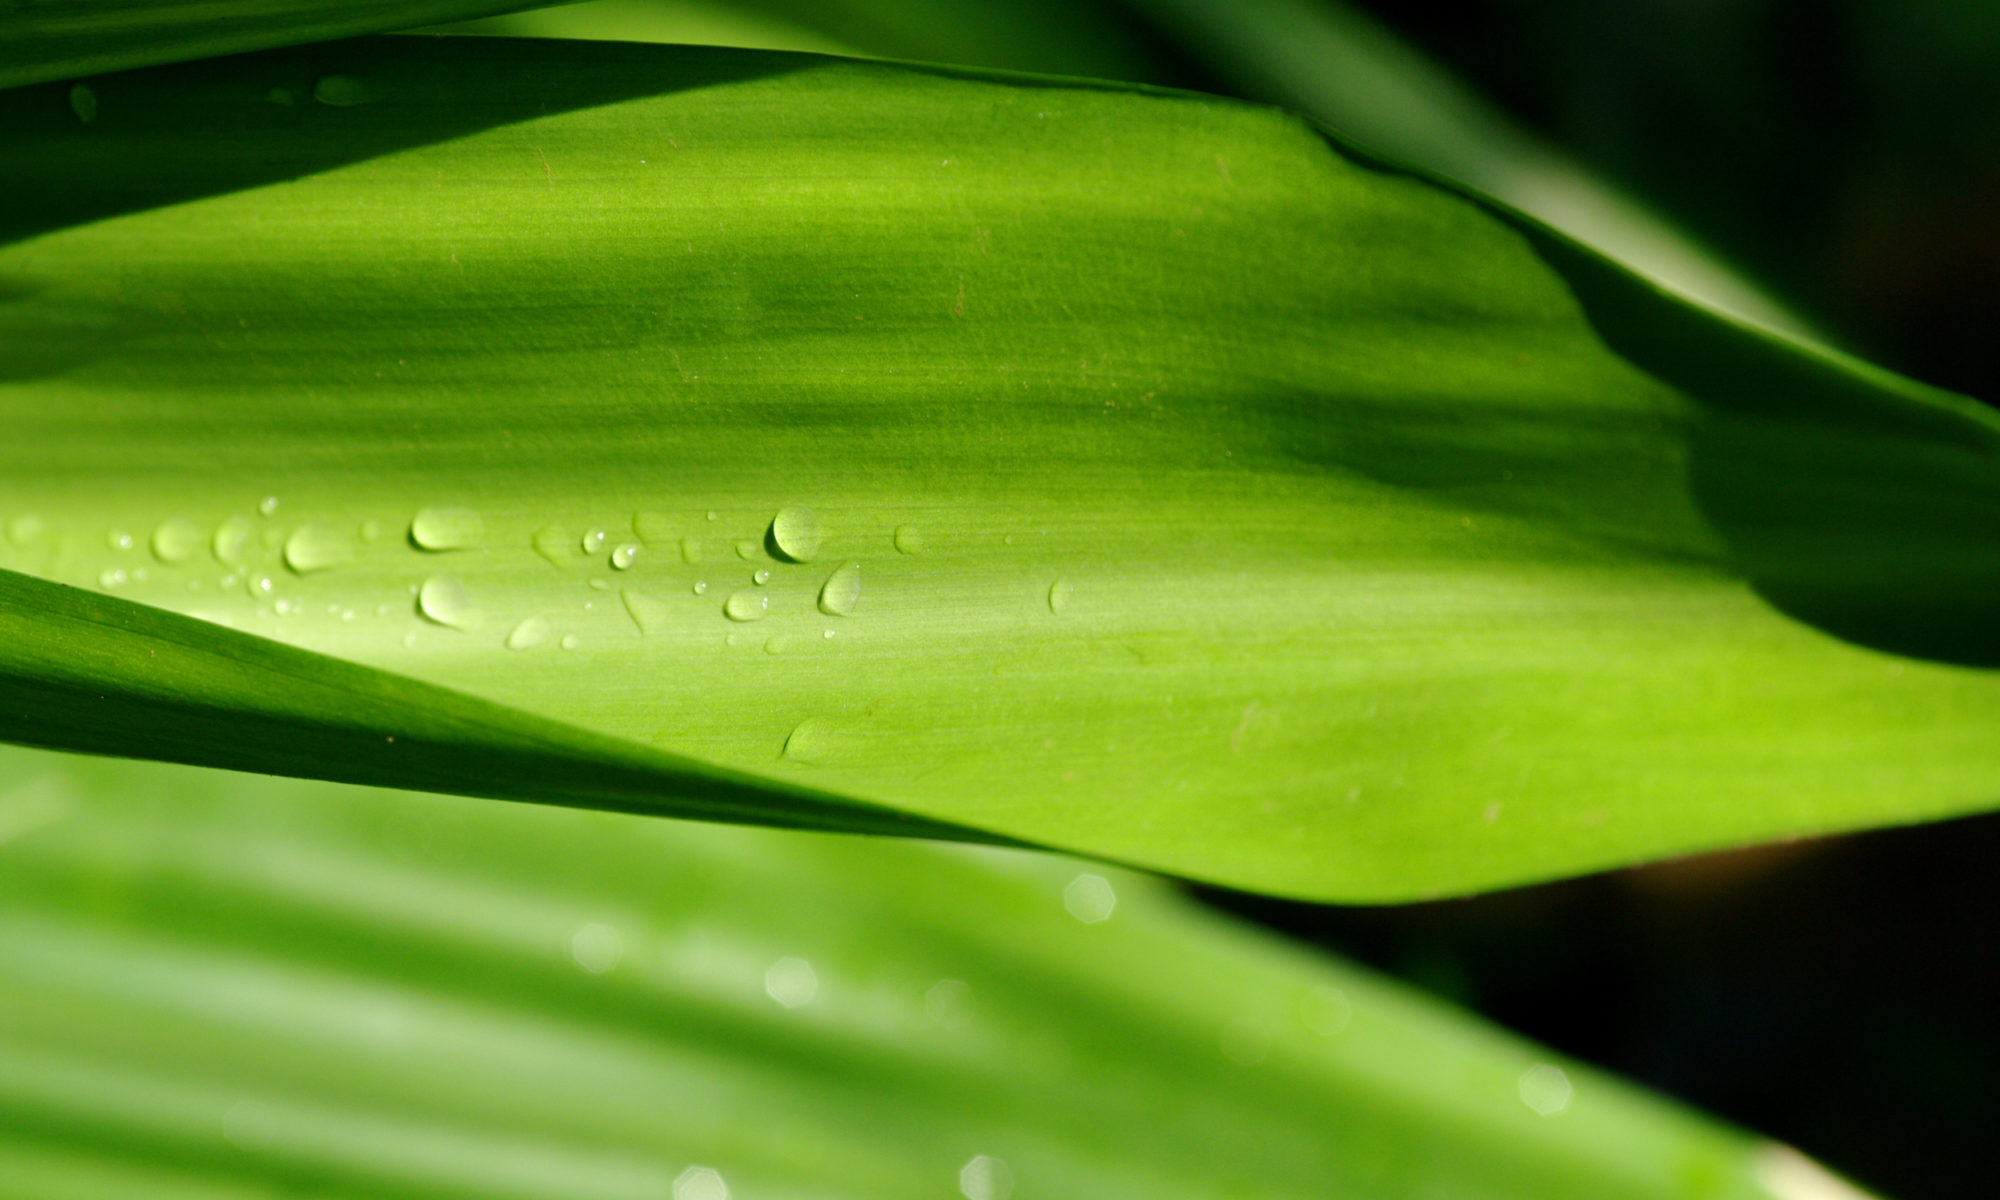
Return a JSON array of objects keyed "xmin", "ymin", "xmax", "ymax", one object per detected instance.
[
  {"xmin": 4, "ymin": 39, "xmax": 2000, "ymax": 900},
  {"xmin": 0, "ymin": 743, "xmax": 1855, "ymax": 1199},
  {"xmin": 0, "ymin": 0, "xmax": 551, "ymax": 91}
]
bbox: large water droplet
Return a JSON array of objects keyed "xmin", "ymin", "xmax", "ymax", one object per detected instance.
[
  {"xmin": 723, "ymin": 590, "xmax": 768, "ymax": 622},
  {"xmin": 213, "ymin": 516, "xmax": 253, "ymax": 564},
  {"xmin": 283, "ymin": 524, "xmax": 349, "ymax": 574},
  {"xmin": 150, "ymin": 518, "xmax": 204, "ymax": 563},
  {"xmin": 506, "ymin": 616, "xmax": 552, "ymax": 650},
  {"xmin": 632, "ymin": 511, "xmax": 674, "ymax": 547},
  {"xmin": 893, "ymin": 524, "xmax": 924, "ymax": 555},
  {"xmin": 679, "ymin": 536, "xmax": 703, "ymax": 564},
  {"xmin": 769, "ymin": 505, "xmax": 821, "ymax": 563},
  {"xmin": 532, "ymin": 526, "xmax": 574, "ymax": 567},
  {"xmin": 1047, "ymin": 579, "xmax": 1074, "ymax": 614},
  {"xmin": 313, "ymin": 74, "xmax": 373, "ymax": 107},
  {"xmin": 410, "ymin": 507, "xmax": 484, "ymax": 552},
  {"xmin": 68, "ymin": 85, "xmax": 98, "ymax": 124},
  {"xmin": 783, "ymin": 718, "xmax": 837, "ymax": 764},
  {"xmin": 611, "ymin": 543, "xmax": 640, "ymax": 570},
  {"xmin": 818, "ymin": 561, "xmax": 862, "ymax": 616},
  {"xmin": 418, "ymin": 575, "xmax": 476, "ymax": 629}
]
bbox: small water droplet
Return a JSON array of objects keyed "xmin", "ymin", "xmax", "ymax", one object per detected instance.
[
  {"xmin": 5, "ymin": 514, "xmax": 46, "ymax": 548},
  {"xmin": 818, "ymin": 561, "xmax": 861, "ymax": 616},
  {"xmin": 283, "ymin": 524, "xmax": 350, "ymax": 574},
  {"xmin": 632, "ymin": 511, "xmax": 674, "ymax": 546},
  {"xmin": 340, "ymin": 608, "xmax": 356, "ymax": 622},
  {"xmin": 734, "ymin": 539, "xmax": 760, "ymax": 561},
  {"xmin": 621, "ymin": 588, "xmax": 669, "ymax": 633},
  {"xmin": 763, "ymin": 634, "xmax": 791, "ymax": 655},
  {"xmin": 769, "ymin": 504, "xmax": 821, "ymax": 563},
  {"xmin": 106, "ymin": 529, "xmax": 133, "ymax": 552},
  {"xmin": 1063, "ymin": 873, "xmax": 1116, "ymax": 923},
  {"xmin": 959, "ymin": 1155, "xmax": 1014, "ymax": 1200},
  {"xmin": 764, "ymin": 956, "xmax": 818, "ymax": 1007},
  {"xmin": 723, "ymin": 590, "xmax": 768, "ymax": 622},
  {"xmin": 273, "ymin": 598, "xmax": 294, "ymax": 616},
  {"xmin": 417, "ymin": 574, "xmax": 475, "ymax": 629},
  {"xmin": 1003, "ymin": 534, "xmax": 1015, "ymax": 546},
  {"xmin": 1047, "ymin": 579, "xmax": 1074, "ymax": 613},
  {"xmin": 506, "ymin": 616, "xmax": 552, "ymax": 650},
  {"xmin": 258, "ymin": 496, "xmax": 279, "ymax": 517},
  {"xmin": 705, "ymin": 510, "xmax": 719, "ymax": 522},
  {"xmin": 752, "ymin": 568, "xmax": 770, "ymax": 585},
  {"xmin": 98, "ymin": 567, "xmax": 126, "ymax": 589},
  {"xmin": 560, "ymin": 633, "xmax": 582, "ymax": 651},
  {"xmin": 674, "ymin": 1166, "xmax": 729, "ymax": 1200},
  {"xmin": 611, "ymin": 542, "xmax": 640, "ymax": 570},
  {"xmin": 822, "ymin": 628, "xmax": 835, "ymax": 639},
  {"xmin": 679, "ymin": 536, "xmax": 703, "ymax": 564},
  {"xmin": 783, "ymin": 718, "xmax": 838, "ymax": 764},
  {"xmin": 149, "ymin": 518, "xmax": 203, "ymax": 563},
  {"xmin": 580, "ymin": 528, "xmax": 607, "ymax": 555},
  {"xmin": 692, "ymin": 580, "xmax": 708, "ymax": 595},
  {"xmin": 212, "ymin": 516, "xmax": 254, "ymax": 564},
  {"xmin": 312, "ymin": 74, "xmax": 373, "ymax": 107},
  {"xmin": 247, "ymin": 574, "xmax": 275, "ymax": 599},
  {"xmin": 532, "ymin": 526, "xmax": 574, "ymax": 567},
  {"xmin": 570, "ymin": 922, "xmax": 622, "ymax": 974},
  {"xmin": 410, "ymin": 506, "xmax": 484, "ymax": 551},
  {"xmin": 68, "ymin": 85, "xmax": 97, "ymax": 124},
  {"xmin": 1518, "ymin": 1064, "xmax": 1573, "ymax": 1117},
  {"xmin": 894, "ymin": 524, "xmax": 924, "ymax": 554},
  {"xmin": 586, "ymin": 577, "xmax": 613, "ymax": 592}
]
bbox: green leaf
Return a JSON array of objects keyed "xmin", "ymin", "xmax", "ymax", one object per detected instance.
[
  {"xmin": 0, "ymin": 743, "xmax": 1851, "ymax": 1200},
  {"xmin": 4, "ymin": 38, "xmax": 1999, "ymax": 900},
  {"xmin": 0, "ymin": 0, "xmax": 551, "ymax": 91}
]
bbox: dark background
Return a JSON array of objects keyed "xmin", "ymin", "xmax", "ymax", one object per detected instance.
[{"xmin": 1189, "ymin": 4, "xmax": 2000, "ymax": 1198}]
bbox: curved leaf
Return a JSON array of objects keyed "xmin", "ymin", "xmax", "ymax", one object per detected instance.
[
  {"xmin": 4, "ymin": 38, "xmax": 1999, "ymax": 899},
  {"xmin": 0, "ymin": 743, "xmax": 1856, "ymax": 1199}
]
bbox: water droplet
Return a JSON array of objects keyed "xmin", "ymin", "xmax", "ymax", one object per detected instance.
[
  {"xmin": 782, "ymin": 718, "xmax": 837, "ymax": 763},
  {"xmin": 98, "ymin": 567, "xmax": 126, "ymax": 589},
  {"xmin": 570, "ymin": 922, "xmax": 622, "ymax": 974},
  {"xmin": 1047, "ymin": 579, "xmax": 1074, "ymax": 613},
  {"xmin": 769, "ymin": 504, "xmax": 821, "ymax": 563},
  {"xmin": 587, "ymin": 577, "xmax": 613, "ymax": 592},
  {"xmin": 417, "ymin": 575, "xmax": 475, "ymax": 629},
  {"xmin": 532, "ymin": 526, "xmax": 574, "ymax": 567},
  {"xmin": 692, "ymin": 580, "xmax": 708, "ymax": 595},
  {"xmin": 621, "ymin": 588, "xmax": 669, "ymax": 633},
  {"xmin": 560, "ymin": 633, "xmax": 582, "ymax": 651},
  {"xmin": 893, "ymin": 524, "xmax": 924, "ymax": 554},
  {"xmin": 764, "ymin": 956, "xmax": 818, "ymax": 1007},
  {"xmin": 959, "ymin": 1155, "xmax": 1014, "ymax": 1200},
  {"xmin": 68, "ymin": 84, "xmax": 97, "ymax": 124},
  {"xmin": 283, "ymin": 524, "xmax": 349, "ymax": 574},
  {"xmin": 723, "ymin": 590, "xmax": 768, "ymax": 622},
  {"xmin": 822, "ymin": 628, "xmax": 835, "ymax": 639},
  {"xmin": 763, "ymin": 634, "xmax": 791, "ymax": 655},
  {"xmin": 1518, "ymin": 1064, "xmax": 1572, "ymax": 1116},
  {"xmin": 246, "ymin": 574, "xmax": 275, "ymax": 599},
  {"xmin": 752, "ymin": 568, "xmax": 770, "ymax": 585},
  {"xmin": 106, "ymin": 529, "xmax": 133, "ymax": 552},
  {"xmin": 340, "ymin": 608, "xmax": 356, "ymax": 622},
  {"xmin": 632, "ymin": 511, "xmax": 673, "ymax": 546},
  {"xmin": 312, "ymin": 74, "xmax": 373, "ymax": 107},
  {"xmin": 674, "ymin": 1166, "xmax": 729, "ymax": 1200},
  {"xmin": 506, "ymin": 617, "xmax": 552, "ymax": 650},
  {"xmin": 611, "ymin": 542, "xmax": 640, "ymax": 570},
  {"xmin": 273, "ymin": 598, "xmax": 294, "ymax": 616},
  {"xmin": 147, "ymin": 518, "xmax": 202, "ymax": 563},
  {"xmin": 258, "ymin": 496, "xmax": 279, "ymax": 517},
  {"xmin": 705, "ymin": 510, "xmax": 719, "ymax": 522},
  {"xmin": 1300, "ymin": 985, "xmax": 1352, "ymax": 1036},
  {"xmin": 410, "ymin": 506, "xmax": 483, "ymax": 552},
  {"xmin": 817, "ymin": 561, "xmax": 861, "ymax": 616},
  {"xmin": 5, "ymin": 515, "xmax": 46, "ymax": 548},
  {"xmin": 1063, "ymin": 873, "xmax": 1116, "ymax": 923},
  {"xmin": 212, "ymin": 516, "xmax": 254, "ymax": 564},
  {"xmin": 266, "ymin": 86, "xmax": 294, "ymax": 105},
  {"xmin": 679, "ymin": 536, "xmax": 703, "ymax": 564},
  {"xmin": 734, "ymin": 539, "xmax": 760, "ymax": 561},
  {"xmin": 580, "ymin": 528, "xmax": 607, "ymax": 555}
]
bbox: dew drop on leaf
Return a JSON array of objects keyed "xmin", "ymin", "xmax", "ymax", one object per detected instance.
[
  {"xmin": 735, "ymin": 539, "xmax": 761, "ymax": 561},
  {"xmin": 107, "ymin": 530, "xmax": 133, "ymax": 551},
  {"xmin": 417, "ymin": 574, "xmax": 475, "ymax": 629},
  {"xmin": 783, "ymin": 718, "xmax": 835, "ymax": 764},
  {"xmin": 632, "ymin": 511, "xmax": 674, "ymax": 546},
  {"xmin": 98, "ymin": 567, "xmax": 125, "ymax": 589},
  {"xmin": 1048, "ymin": 579, "xmax": 1074, "ymax": 614},
  {"xmin": 505, "ymin": 616, "xmax": 551, "ymax": 650},
  {"xmin": 149, "ymin": 518, "xmax": 203, "ymax": 564},
  {"xmin": 212, "ymin": 516, "xmax": 253, "ymax": 564},
  {"xmin": 753, "ymin": 568, "xmax": 770, "ymax": 586},
  {"xmin": 679, "ymin": 536, "xmax": 703, "ymax": 564},
  {"xmin": 283, "ymin": 524, "xmax": 349, "ymax": 574},
  {"xmin": 611, "ymin": 542, "xmax": 640, "ymax": 570},
  {"xmin": 723, "ymin": 590, "xmax": 768, "ymax": 622},
  {"xmin": 312, "ymin": 74, "xmax": 373, "ymax": 108},
  {"xmin": 818, "ymin": 561, "xmax": 862, "ymax": 616},
  {"xmin": 68, "ymin": 85, "xmax": 97, "ymax": 124},
  {"xmin": 580, "ymin": 528, "xmax": 607, "ymax": 555},
  {"xmin": 769, "ymin": 504, "xmax": 821, "ymax": 563},
  {"xmin": 893, "ymin": 524, "xmax": 924, "ymax": 554},
  {"xmin": 531, "ymin": 526, "xmax": 574, "ymax": 567},
  {"xmin": 410, "ymin": 506, "xmax": 484, "ymax": 552}
]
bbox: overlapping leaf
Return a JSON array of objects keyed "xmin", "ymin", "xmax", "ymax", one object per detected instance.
[{"xmin": 3, "ymin": 38, "xmax": 1998, "ymax": 899}]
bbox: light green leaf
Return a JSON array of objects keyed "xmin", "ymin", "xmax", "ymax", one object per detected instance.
[
  {"xmin": 0, "ymin": 0, "xmax": 560, "ymax": 91},
  {"xmin": 4, "ymin": 38, "xmax": 1999, "ymax": 900},
  {"xmin": 0, "ymin": 742, "xmax": 1852, "ymax": 1199}
]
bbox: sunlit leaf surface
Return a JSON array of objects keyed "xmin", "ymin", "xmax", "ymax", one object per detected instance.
[
  {"xmin": 0, "ymin": 743, "xmax": 1823, "ymax": 1199},
  {"xmin": 4, "ymin": 39, "xmax": 1999, "ymax": 899}
]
